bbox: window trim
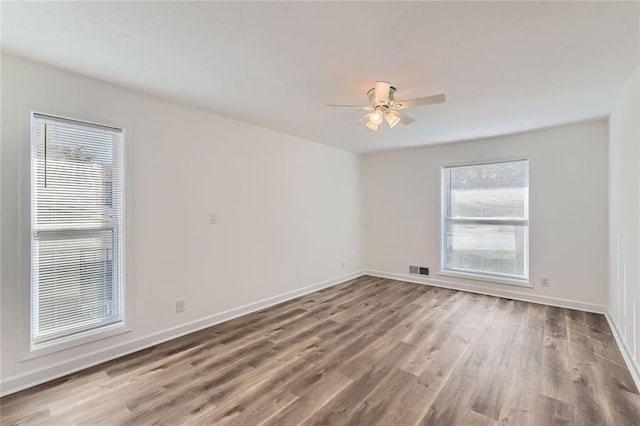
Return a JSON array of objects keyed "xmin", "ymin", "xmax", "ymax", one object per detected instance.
[
  {"xmin": 19, "ymin": 108, "xmax": 134, "ymax": 361},
  {"xmin": 438, "ymin": 157, "xmax": 530, "ymax": 287}
]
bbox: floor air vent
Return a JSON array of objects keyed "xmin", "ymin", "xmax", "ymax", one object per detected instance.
[{"xmin": 410, "ymin": 265, "xmax": 429, "ymax": 276}]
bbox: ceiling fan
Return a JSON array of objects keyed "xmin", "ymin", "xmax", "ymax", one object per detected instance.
[{"xmin": 327, "ymin": 81, "xmax": 446, "ymax": 131}]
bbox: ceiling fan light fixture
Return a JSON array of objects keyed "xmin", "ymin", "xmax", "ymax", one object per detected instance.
[
  {"xmin": 385, "ymin": 111, "xmax": 401, "ymax": 128},
  {"xmin": 369, "ymin": 110, "xmax": 383, "ymax": 125},
  {"xmin": 366, "ymin": 121, "xmax": 379, "ymax": 131}
]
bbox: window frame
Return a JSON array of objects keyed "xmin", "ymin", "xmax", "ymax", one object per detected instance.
[
  {"xmin": 439, "ymin": 158, "xmax": 530, "ymax": 287},
  {"xmin": 20, "ymin": 109, "xmax": 133, "ymax": 360}
]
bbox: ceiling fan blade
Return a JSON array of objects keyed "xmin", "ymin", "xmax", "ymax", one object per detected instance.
[
  {"xmin": 374, "ymin": 81, "xmax": 391, "ymax": 105},
  {"xmin": 394, "ymin": 110, "xmax": 415, "ymax": 125},
  {"xmin": 349, "ymin": 114, "xmax": 371, "ymax": 126},
  {"xmin": 326, "ymin": 104, "xmax": 373, "ymax": 111},
  {"xmin": 392, "ymin": 93, "xmax": 446, "ymax": 110}
]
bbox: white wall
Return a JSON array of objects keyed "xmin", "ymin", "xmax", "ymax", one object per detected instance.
[
  {"xmin": 609, "ymin": 64, "xmax": 640, "ymax": 378},
  {"xmin": 364, "ymin": 120, "xmax": 609, "ymax": 311},
  {"xmin": 0, "ymin": 55, "xmax": 364, "ymax": 394}
]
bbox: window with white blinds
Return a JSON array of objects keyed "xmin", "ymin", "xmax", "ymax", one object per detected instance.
[
  {"xmin": 442, "ymin": 159, "xmax": 529, "ymax": 281},
  {"xmin": 31, "ymin": 113, "xmax": 125, "ymax": 346}
]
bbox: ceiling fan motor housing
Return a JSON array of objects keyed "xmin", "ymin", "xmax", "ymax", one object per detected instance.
[{"xmin": 367, "ymin": 85, "xmax": 396, "ymax": 107}]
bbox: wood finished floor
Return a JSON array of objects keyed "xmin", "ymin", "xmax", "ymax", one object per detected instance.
[{"xmin": 2, "ymin": 276, "xmax": 640, "ymax": 425}]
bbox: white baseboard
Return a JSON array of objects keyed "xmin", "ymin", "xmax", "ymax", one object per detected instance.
[
  {"xmin": 605, "ymin": 313, "xmax": 640, "ymax": 391},
  {"xmin": 364, "ymin": 269, "xmax": 608, "ymax": 314},
  {"xmin": 0, "ymin": 270, "xmax": 366, "ymax": 397}
]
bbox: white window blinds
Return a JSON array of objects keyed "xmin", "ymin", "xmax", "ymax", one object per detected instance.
[{"xmin": 31, "ymin": 113, "xmax": 125, "ymax": 345}]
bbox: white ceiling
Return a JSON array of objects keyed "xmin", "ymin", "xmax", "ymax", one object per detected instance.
[{"xmin": 2, "ymin": 2, "xmax": 639, "ymax": 153}]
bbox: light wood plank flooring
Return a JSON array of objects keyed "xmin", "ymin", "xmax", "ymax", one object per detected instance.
[{"xmin": 2, "ymin": 276, "xmax": 639, "ymax": 425}]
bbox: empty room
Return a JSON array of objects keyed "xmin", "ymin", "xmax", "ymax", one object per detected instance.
[{"xmin": 1, "ymin": 1, "xmax": 639, "ymax": 425}]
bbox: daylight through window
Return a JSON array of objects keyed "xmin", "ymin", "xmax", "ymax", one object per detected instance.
[{"xmin": 441, "ymin": 159, "xmax": 529, "ymax": 281}]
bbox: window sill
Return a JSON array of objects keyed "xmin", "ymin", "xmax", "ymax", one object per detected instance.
[
  {"xmin": 23, "ymin": 322, "xmax": 131, "ymax": 361},
  {"xmin": 438, "ymin": 270, "xmax": 532, "ymax": 289}
]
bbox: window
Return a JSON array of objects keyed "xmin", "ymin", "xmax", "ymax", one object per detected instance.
[
  {"xmin": 31, "ymin": 113, "xmax": 125, "ymax": 347},
  {"xmin": 441, "ymin": 159, "xmax": 529, "ymax": 282}
]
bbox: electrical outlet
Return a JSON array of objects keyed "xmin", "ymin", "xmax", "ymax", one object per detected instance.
[
  {"xmin": 209, "ymin": 212, "xmax": 217, "ymax": 224},
  {"xmin": 341, "ymin": 261, "xmax": 345, "ymax": 269},
  {"xmin": 541, "ymin": 277, "xmax": 550, "ymax": 288},
  {"xmin": 176, "ymin": 299, "xmax": 186, "ymax": 313}
]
